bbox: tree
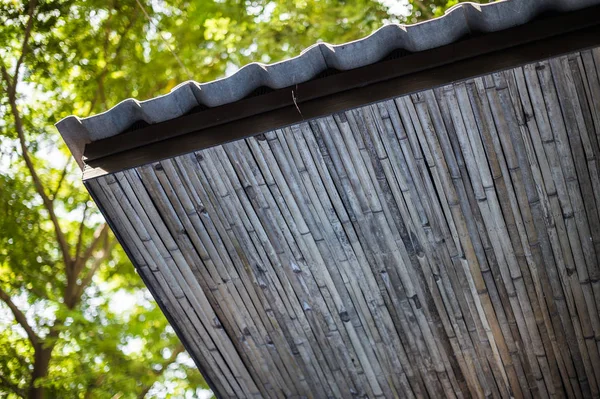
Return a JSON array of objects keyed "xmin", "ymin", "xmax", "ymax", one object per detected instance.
[
  {"xmin": 0, "ymin": 1, "xmax": 487, "ymax": 398},
  {"xmin": 405, "ymin": 0, "xmax": 493, "ymax": 23},
  {"xmin": 1, "ymin": 1, "xmax": 208, "ymax": 397}
]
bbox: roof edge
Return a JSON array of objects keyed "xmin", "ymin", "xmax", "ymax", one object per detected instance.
[{"xmin": 56, "ymin": 0, "xmax": 600, "ymax": 169}]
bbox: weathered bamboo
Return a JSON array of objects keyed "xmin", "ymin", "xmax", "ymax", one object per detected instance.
[{"xmin": 91, "ymin": 47, "xmax": 600, "ymax": 398}]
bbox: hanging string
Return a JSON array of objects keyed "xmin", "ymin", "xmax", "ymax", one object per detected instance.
[{"xmin": 133, "ymin": 0, "xmax": 194, "ymax": 80}]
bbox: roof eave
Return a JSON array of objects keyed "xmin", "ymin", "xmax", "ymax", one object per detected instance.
[{"xmin": 80, "ymin": 4, "xmax": 600, "ymax": 180}]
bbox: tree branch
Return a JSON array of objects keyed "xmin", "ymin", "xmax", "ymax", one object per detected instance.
[
  {"xmin": 0, "ymin": 0, "xmax": 73, "ymax": 275},
  {"xmin": 78, "ymin": 223, "xmax": 109, "ymax": 268},
  {"xmin": 11, "ymin": 0, "xmax": 38, "ymax": 91},
  {"xmin": 1, "ymin": 67, "xmax": 73, "ymax": 272},
  {"xmin": 0, "ymin": 372, "xmax": 26, "ymax": 398},
  {"xmin": 74, "ymin": 202, "xmax": 90, "ymax": 262},
  {"xmin": 81, "ymin": 223, "xmax": 108, "ymax": 263},
  {"xmin": 138, "ymin": 343, "xmax": 186, "ymax": 399},
  {"xmin": 75, "ymin": 236, "xmax": 116, "ymax": 302},
  {"xmin": 0, "ymin": 287, "xmax": 40, "ymax": 349},
  {"xmin": 84, "ymin": 374, "xmax": 106, "ymax": 399},
  {"xmin": 110, "ymin": 10, "xmax": 139, "ymax": 64},
  {"xmin": 4, "ymin": 342, "xmax": 31, "ymax": 371},
  {"xmin": 50, "ymin": 158, "xmax": 72, "ymax": 202},
  {"xmin": 410, "ymin": 0, "xmax": 433, "ymax": 20},
  {"xmin": 87, "ymin": 8, "xmax": 140, "ymax": 116}
]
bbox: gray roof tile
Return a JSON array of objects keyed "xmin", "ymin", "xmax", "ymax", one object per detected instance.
[{"xmin": 56, "ymin": 0, "xmax": 600, "ymax": 167}]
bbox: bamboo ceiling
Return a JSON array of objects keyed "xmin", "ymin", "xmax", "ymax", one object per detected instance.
[{"xmin": 87, "ymin": 50, "xmax": 600, "ymax": 398}]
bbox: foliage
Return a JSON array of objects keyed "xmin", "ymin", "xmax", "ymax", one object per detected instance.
[
  {"xmin": 406, "ymin": 0, "xmax": 494, "ymax": 23},
  {"xmin": 0, "ymin": 0, "xmax": 488, "ymax": 398}
]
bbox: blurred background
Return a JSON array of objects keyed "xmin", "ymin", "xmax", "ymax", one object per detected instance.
[{"xmin": 0, "ymin": 0, "xmax": 490, "ymax": 397}]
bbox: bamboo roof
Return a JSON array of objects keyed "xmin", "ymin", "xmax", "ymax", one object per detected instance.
[{"xmin": 57, "ymin": 1, "xmax": 600, "ymax": 397}]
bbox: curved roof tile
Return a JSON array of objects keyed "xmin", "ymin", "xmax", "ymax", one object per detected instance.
[{"xmin": 56, "ymin": 0, "xmax": 600, "ymax": 167}]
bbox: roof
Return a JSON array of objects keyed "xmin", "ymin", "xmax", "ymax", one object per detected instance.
[
  {"xmin": 87, "ymin": 49, "xmax": 600, "ymax": 397},
  {"xmin": 57, "ymin": 0, "xmax": 600, "ymax": 170},
  {"xmin": 57, "ymin": 1, "xmax": 600, "ymax": 398}
]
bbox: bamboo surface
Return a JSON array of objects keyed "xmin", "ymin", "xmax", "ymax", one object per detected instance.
[{"xmin": 88, "ymin": 48, "xmax": 600, "ymax": 398}]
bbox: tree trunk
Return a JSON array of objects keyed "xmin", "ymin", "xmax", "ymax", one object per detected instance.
[{"xmin": 29, "ymin": 346, "xmax": 53, "ymax": 399}]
